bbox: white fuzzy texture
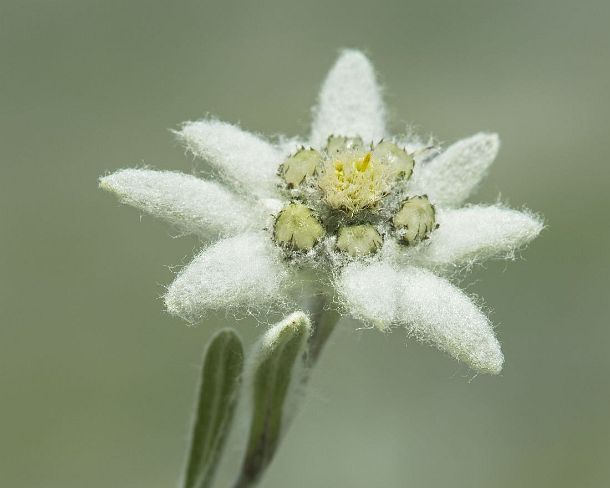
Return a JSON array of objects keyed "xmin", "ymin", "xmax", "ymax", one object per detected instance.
[
  {"xmin": 337, "ymin": 261, "xmax": 504, "ymax": 374},
  {"xmin": 165, "ymin": 233, "xmax": 289, "ymax": 322},
  {"xmin": 413, "ymin": 133, "xmax": 500, "ymax": 207},
  {"xmin": 177, "ymin": 119, "xmax": 282, "ymax": 195},
  {"xmin": 310, "ymin": 50, "xmax": 386, "ymax": 148},
  {"xmin": 408, "ymin": 205, "xmax": 544, "ymax": 269},
  {"xmin": 99, "ymin": 169, "xmax": 259, "ymax": 236},
  {"xmin": 259, "ymin": 311, "xmax": 312, "ymax": 349}
]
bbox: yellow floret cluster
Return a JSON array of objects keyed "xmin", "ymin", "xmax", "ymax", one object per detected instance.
[
  {"xmin": 318, "ymin": 149, "xmax": 391, "ymax": 213},
  {"xmin": 273, "ymin": 135, "xmax": 436, "ymax": 258}
]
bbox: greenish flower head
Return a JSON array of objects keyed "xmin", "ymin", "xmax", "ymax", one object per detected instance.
[
  {"xmin": 278, "ymin": 148, "xmax": 321, "ymax": 188},
  {"xmin": 273, "ymin": 203, "xmax": 326, "ymax": 251},
  {"xmin": 273, "ymin": 135, "xmax": 433, "ymax": 258},
  {"xmin": 393, "ymin": 195, "xmax": 437, "ymax": 245},
  {"xmin": 336, "ymin": 224, "xmax": 383, "ymax": 257}
]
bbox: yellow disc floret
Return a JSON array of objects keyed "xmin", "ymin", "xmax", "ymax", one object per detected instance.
[
  {"xmin": 273, "ymin": 203, "xmax": 326, "ymax": 251},
  {"xmin": 318, "ymin": 149, "xmax": 392, "ymax": 213}
]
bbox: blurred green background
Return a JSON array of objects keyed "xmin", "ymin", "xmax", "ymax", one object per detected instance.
[{"xmin": 1, "ymin": 0, "xmax": 609, "ymax": 486}]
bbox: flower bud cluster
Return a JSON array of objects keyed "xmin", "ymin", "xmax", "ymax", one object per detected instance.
[{"xmin": 273, "ymin": 135, "xmax": 437, "ymax": 259}]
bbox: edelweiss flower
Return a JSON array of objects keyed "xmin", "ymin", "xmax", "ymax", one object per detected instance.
[{"xmin": 100, "ymin": 50, "xmax": 543, "ymax": 374}]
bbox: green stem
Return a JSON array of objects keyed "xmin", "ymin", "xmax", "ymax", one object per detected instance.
[{"xmin": 304, "ymin": 293, "xmax": 341, "ymax": 368}]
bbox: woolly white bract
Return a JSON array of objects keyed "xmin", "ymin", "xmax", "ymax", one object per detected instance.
[{"xmin": 100, "ymin": 49, "xmax": 543, "ymax": 374}]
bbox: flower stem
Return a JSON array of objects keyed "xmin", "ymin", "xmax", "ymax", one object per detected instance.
[{"xmin": 304, "ymin": 293, "xmax": 340, "ymax": 368}]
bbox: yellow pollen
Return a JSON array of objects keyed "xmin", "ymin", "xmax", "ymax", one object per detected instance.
[
  {"xmin": 355, "ymin": 152, "xmax": 371, "ymax": 172},
  {"xmin": 334, "ymin": 161, "xmax": 345, "ymax": 182},
  {"xmin": 318, "ymin": 149, "xmax": 392, "ymax": 212}
]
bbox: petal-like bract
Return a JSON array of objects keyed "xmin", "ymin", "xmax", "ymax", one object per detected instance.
[
  {"xmin": 177, "ymin": 119, "xmax": 283, "ymax": 196},
  {"xmin": 165, "ymin": 233, "xmax": 290, "ymax": 322},
  {"xmin": 337, "ymin": 262, "xmax": 504, "ymax": 374},
  {"xmin": 310, "ymin": 50, "xmax": 386, "ymax": 148},
  {"xmin": 412, "ymin": 133, "xmax": 500, "ymax": 207},
  {"xmin": 411, "ymin": 205, "xmax": 544, "ymax": 269},
  {"xmin": 100, "ymin": 169, "xmax": 259, "ymax": 236}
]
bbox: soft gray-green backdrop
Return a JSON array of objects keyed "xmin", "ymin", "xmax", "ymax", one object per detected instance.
[{"xmin": 2, "ymin": 1, "xmax": 609, "ymax": 487}]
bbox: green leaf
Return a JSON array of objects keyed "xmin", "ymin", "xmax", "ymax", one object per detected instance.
[
  {"xmin": 183, "ymin": 329, "xmax": 244, "ymax": 488},
  {"xmin": 235, "ymin": 312, "xmax": 312, "ymax": 487}
]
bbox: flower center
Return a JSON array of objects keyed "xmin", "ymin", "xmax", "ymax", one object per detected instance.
[
  {"xmin": 274, "ymin": 135, "xmax": 437, "ymax": 257},
  {"xmin": 318, "ymin": 149, "xmax": 389, "ymax": 212}
]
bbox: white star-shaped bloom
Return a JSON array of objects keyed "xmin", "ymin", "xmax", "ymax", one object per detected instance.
[{"xmin": 100, "ymin": 50, "xmax": 543, "ymax": 374}]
